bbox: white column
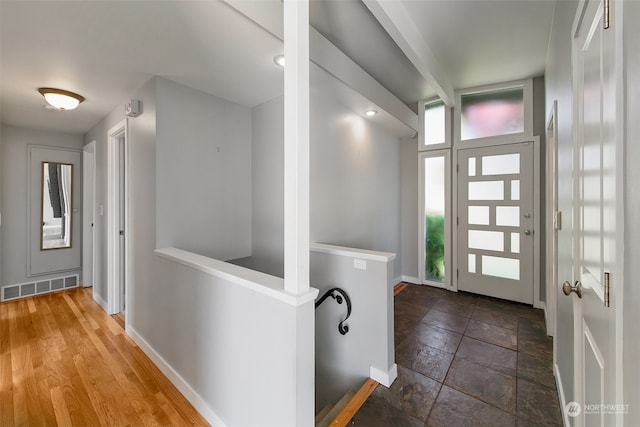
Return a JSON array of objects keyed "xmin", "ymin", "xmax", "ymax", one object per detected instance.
[{"xmin": 283, "ymin": 0, "xmax": 310, "ymax": 295}]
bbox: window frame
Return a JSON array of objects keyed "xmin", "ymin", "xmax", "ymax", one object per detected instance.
[
  {"xmin": 454, "ymin": 79, "xmax": 533, "ymax": 146},
  {"xmin": 418, "ymin": 149, "xmax": 452, "ymax": 289},
  {"xmin": 418, "ymin": 98, "xmax": 452, "ymax": 151}
]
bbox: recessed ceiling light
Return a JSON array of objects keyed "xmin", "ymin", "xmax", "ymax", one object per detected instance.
[
  {"xmin": 364, "ymin": 110, "xmax": 378, "ymax": 117},
  {"xmin": 273, "ymin": 54, "xmax": 285, "ymax": 67},
  {"xmin": 38, "ymin": 87, "xmax": 85, "ymax": 110}
]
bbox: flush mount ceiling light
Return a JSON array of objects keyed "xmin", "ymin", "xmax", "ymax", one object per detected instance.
[
  {"xmin": 38, "ymin": 87, "xmax": 85, "ymax": 111},
  {"xmin": 273, "ymin": 54, "xmax": 285, "ymax": 67},
  {"xmin": 364, "ymin": 109, "xmax": 378, "ymax": 117}
]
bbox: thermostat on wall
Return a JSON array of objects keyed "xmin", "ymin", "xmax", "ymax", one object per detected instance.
[{"xmin": 125, "ymin": 99, "xmax": 141, "ymax": 117}]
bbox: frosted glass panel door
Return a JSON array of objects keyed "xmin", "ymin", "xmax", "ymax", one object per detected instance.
[{"xmin": 457, "ymin": 142, "xmax": 534, "ymax": 304}]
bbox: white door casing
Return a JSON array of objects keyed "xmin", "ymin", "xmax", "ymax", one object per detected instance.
[
  {"xmin": 82, "ymin": 141, "xmax": 96, "ymax": 288},
  {"xmin": 457, "ymin": 141, "xmax": 535, "ymax": 304},
  {"xmin": 569, "ymin": 0, "xmax": 623, "ymax": 424},
  {"xmin": 106, "ymin": 120, "xmax": 128, "ymax": 316}
]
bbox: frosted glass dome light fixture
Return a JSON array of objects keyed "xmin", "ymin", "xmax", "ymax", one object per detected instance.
[
  {"xmin": 273, "ymin": 54, "xmax": 285, "ymax": 67},
  {"xmin": 364, "ymin": 109, "xmax": 378, "ymax": 117},
  {"xmin": 38, "ymin": 87, "xmax": 85, "ymax": 111}
]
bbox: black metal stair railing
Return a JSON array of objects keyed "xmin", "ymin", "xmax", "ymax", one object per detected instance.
[{"xmin": 315, "ymin": 288, "xmax": 352, "ymax": 335}]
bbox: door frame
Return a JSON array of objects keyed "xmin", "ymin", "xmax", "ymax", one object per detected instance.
[
  {"xmin": 452, "ymin": 136, "xmax": 541, "ymax": 306},
  {"xmin": 545, "ymin": 101, "xmax": 558, "ymax": 340},
  {"xmin": 82, "ymin": 141, "xmax": 96, "ymax": 288},
  {"xmin": 106, "ymin": 120, "xmax": 129, "ymax": 317}
]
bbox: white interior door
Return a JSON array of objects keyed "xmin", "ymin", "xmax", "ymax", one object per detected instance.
[
  {"xmin": 570, "ymin": 0, "xmax": 620, "ymax": 424},
  {"xmin": 457, "ymin": 142, "xmax": 534, "ymax": 304}
]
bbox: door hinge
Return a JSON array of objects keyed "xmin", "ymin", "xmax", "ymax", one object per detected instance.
[
  {"xmin": 604, "ymin": 272, "xmax": 610, "ymax": 307},
  {"xmin": 555, "ymin": 211, "xmax": 562, "ymax": 231},
  {"xmin": 457, "ymin": 269, "xmax": 459, "ymax": 278},
  {"xmin": 457, "ymin": 216, "xmax": 459, "ymax": 226},
  {"xmin": 604, "ymin": 0, "xmax": 610, "ymax": 29},
  {"xmin": 456, "ymin": 163, "xmax": 459, "ymax": 173}
]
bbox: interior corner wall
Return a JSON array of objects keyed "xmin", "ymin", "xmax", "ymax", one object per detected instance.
[
  {"xmin": 533, "ymin": 76, "xmax": 547, "ymax": 303},
  {"xmin": 0, "ymin": 124, "xmax": 84, "ymax": 287},
  {"xmin": 400, "ymin": 136, "xmax": 419, "ymax": 281},
  {"xmin": 251, "ymin": 96, "xmax": 285, "ymax": 277},
  {"xmin": 154, "ymin": 77, "xmax": 252, "ymax": 261},
  {"xmin": 84, "ymin": 90, "xmax": 136, "ymax": 305},
  {"xmin": 544, "ymin": 0, "xmax": 578, "ymax": 410},
  {"xmin": 251, "ymin": 93, "xmax": 403, "ymax": 279}
]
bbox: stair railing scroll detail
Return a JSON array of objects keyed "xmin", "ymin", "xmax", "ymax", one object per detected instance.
[{"xmin": 315, "ymin": 288, "xmax": 352, "ymax": 335}]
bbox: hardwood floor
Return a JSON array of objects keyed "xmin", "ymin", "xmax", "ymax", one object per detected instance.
[{"xmin": 0, "ymin": 287, "xmax": 209, "ymax": 427}]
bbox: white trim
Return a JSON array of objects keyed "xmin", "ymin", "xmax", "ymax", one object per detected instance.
[
  {"xmin": 82, "ymin": 141, "xmax": 96, "ymax": 288},
  {"xmin": 370, "ymin": 364, "xmax": 397, "ymax": 388},
  {"xmin": 545, "ymin": 100, "xmax": 559, "ymax": 338},
  {"xmin": 418, "ymin": 149, "xmax": 452, "ymax": 289},
  {"xmin": 418, "ymin": 98, "xmax": 452, "ymax": 151},
  {"xmin": 154, "ymin": 248, "xmax": 318, "ymax": 307},
  {"xmin": 106, "ymin": 120, "xmax": 127, "ymax": 315},
  {"xmin": 310, "ymin": 243, "xmax": 396, "ymax": 262},
  {"xmin": 554, "ymin": 362, "xmax": 571, "ymax": 427},
  {"xmin": 532, "ymin": 136, "xmax": 541, "ymax": 308},
  {"xmin": 127, "ymin": 327, "xmax": 229, "ymax": 427},
  {"xmin": 94, "ymin": 292, "xmax": 108, "ymax": 312},
  {"xmin": 454, "ymin": 79, "xmax": 534, "ymax": 147},
  {"xmin": 400, "ymin": 275, "xmax": 420, "ymax": 285}
]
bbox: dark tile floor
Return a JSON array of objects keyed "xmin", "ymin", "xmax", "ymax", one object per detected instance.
[{"xmin": 351, "ymin": 284, "xmax": 562, "ymax": 426}]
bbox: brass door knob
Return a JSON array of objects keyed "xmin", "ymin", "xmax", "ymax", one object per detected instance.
[{"xmin": 562, "ymin": 280, "xmax": 583, "ymax": 298}]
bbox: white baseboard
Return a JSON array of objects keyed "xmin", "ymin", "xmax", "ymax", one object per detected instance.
[
  {"xmin": 370, "ymin": 364, "xmax": 398, "ymax": 388},
  {"xmin": 534, "ymin": 299, "xmax": 546, "ymax": 310},
  {"xmin": 401, "ymin": 275, "xmax": 420, "ymax": 285},
  {"xmin": 127, "ymin": 326, "xmax": 228, "ymax": 427},
  {"xmin": 393, "ymin": 276, "xmax": 402, "ymax": 286},
  {"xmin": 554, "ymin": 362, "xmax": 570, "ymax": 427},
  {"xmin": 94, "ymin": 293, "xmax": 108, "ymax": 312}
]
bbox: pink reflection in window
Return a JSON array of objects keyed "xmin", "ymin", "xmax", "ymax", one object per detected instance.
[{"xmin": 461, "ymin": 88, "xmax": 524, "ymax": 140}]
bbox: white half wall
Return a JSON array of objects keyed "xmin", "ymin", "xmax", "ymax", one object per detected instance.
[
  {"xmin": 147, "ymin": 248, "xmax": 317, "ymax": 427},
  {"xmin": 311, "ymin": 243, "xmax": 396, "ymax": 409}
]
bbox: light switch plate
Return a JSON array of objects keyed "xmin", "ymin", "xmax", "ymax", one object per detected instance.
[{"xmin": 354, "ymin": 259, "xmax": 367, "ymax": 270}]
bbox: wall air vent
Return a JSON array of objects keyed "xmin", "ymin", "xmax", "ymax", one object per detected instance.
[{"xmin": 1, "ymin": 274, "xmax": 80, "ymax": 302}]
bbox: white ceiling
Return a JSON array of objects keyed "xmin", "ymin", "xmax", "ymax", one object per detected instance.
[
  {"xmin": 0, "ymin": 0, "xmax": 556, "ymax": 135},
  {"xmin": 0, "ymin": 1, "xmax": 285, "ymax": 134}
]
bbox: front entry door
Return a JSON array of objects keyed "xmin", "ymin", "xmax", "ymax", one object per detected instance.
[
  {"xmin": 569, "ymin": 0, "xmax": 620, "ymax": 424},
  {"xmin": 457, "ymin": 142, "xmax": 534, "ymax": 304}
]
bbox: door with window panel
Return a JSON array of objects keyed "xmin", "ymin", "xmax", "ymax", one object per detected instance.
[{"xmin": 457, "ymin": 142, "xmax": 534, "ymax": 304}]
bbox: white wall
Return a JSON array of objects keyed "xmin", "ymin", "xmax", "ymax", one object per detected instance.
[
  {"xmin": 155, "ymin": 78, "xmax": 252, "ymax": 261},
  {"xmin": 250, "ymin": 96, "xmax": 285, "ymax": 277},
  {"xmin": 400, "ymin": 136, "xmax": 419, "ymax": 281},
  {"xmin": 250, "ymin": 91, "xmax": 402, "ymax": 278},
  {"xmin": 623, "ymin": 0, "xmax": 640, "ymax": 417},
  {"xmin": 544, "ymin": 0, "xmax": 578, "ymax": 412},
  {"xmin": 0, "ymin": 125, "xmax": 84, "ymax": 286}
]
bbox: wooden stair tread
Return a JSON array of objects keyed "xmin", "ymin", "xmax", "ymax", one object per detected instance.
[
  {"xmin": 315, "ymin": 403, "xmax": 334, "ymax": 425},
  {"xmin": 329, "ymin": 379, "xmax": 379, "ymax": 427},
  {"xmin": 316, "ymin": 390, "xmax": 355, "ymax": 427}
]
